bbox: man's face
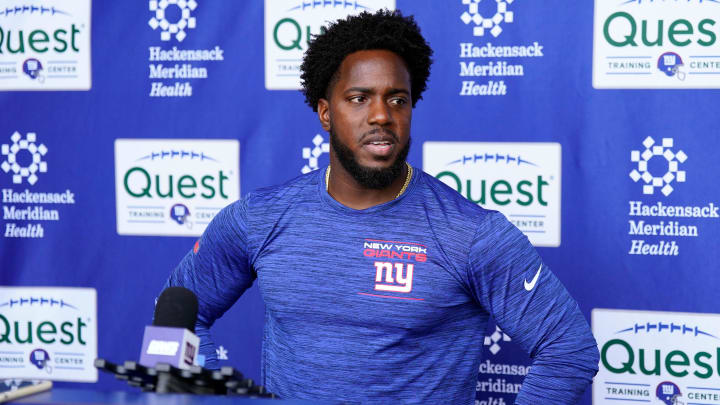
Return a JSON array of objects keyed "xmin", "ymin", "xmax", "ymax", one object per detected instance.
[{"xmin": 318, "ymin": 49, "xmax": 412, "ymax": 189}]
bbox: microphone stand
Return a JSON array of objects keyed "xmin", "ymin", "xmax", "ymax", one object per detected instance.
[{"xmin": 94, "ymin": 358, "xmax": 275, "ymax": 398}]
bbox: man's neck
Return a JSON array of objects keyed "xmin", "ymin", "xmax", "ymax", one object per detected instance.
[{"xmin": 326, "ymin": 157, "xmax": 409, "ymax": 210}]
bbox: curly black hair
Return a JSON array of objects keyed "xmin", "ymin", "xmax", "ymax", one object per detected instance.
[{"xmin": 300, "ymin": 9, "xmax": 433, "ymax": 112}]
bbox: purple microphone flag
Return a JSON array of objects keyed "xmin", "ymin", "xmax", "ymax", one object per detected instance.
[{"xmin": 139, "ymin": 326, "xmax": 200, "ymax": 370}]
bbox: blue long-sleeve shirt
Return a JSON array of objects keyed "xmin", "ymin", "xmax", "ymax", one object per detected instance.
[{"xmin": 165, "ymin": 167, "xmax": 599, "ymax": 404}]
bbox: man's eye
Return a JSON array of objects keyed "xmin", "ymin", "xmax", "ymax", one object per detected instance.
[
  {"xmin": 390, "ymin": 97, "xmax": 408, "ymax": 105},
  {"xmin": 349, "ymin": 96, "xmax": 366, "ymax": 103}
]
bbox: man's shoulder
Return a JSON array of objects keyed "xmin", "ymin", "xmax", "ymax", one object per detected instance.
[
  {"xmin": 214, "ymin": 170, "xmax": 321, "ymax": 226},
  {"xmin": 244, "ymin": 169, "xmax": 322, "ymax": 207},
  {"xmin": 415, "ymin": 169, "xmax": 494, "ymax": 219},
  {"xmin": 413, "ymin": 169, "xmax": 514, "ymax": 249},
  {"xmin": 210, "ymin": 170, "xmax": 322, "ymax": 242}
]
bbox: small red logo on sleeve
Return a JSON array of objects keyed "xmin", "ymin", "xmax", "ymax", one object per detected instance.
[{"xmin": 193, "ymin": 240, "xmax": 200, "ymax": 254}]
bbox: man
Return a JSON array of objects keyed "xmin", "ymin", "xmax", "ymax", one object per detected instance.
[{"xmin": 164, "ymin": 10, "xmax": 599, "ymax": 403}]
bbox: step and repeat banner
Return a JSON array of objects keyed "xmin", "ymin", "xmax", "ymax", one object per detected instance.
[{"xmin": 1, "ymin": 1, "xmax": 719, "ymax": 404}]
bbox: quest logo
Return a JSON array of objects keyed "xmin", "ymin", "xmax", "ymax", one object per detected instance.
[
  {"xmin": 114, "ymin": 139, "xmax": 239, "ymax": 237},
  {"xmin": 423, "ymin": 142, "xmax": 561, "ymax": 247},
  {"xmin": 0, "ymin": 0, "xmax": 91, "ymax": 90},
  {"xmin": 0, "ymin": 287, "xmax": 97, "ymax": 382},
  {"xmin": 593, "ymin": 308, "xmax": 720, "ymax": 404},
  {"xmin": 593, "ymin": 0, "xmax": 720, "ymax": 89}
]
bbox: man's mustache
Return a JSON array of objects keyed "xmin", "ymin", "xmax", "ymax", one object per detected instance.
[{"xmin": 360, "ymin": 128, "xmax": 399, "ymax": 143}]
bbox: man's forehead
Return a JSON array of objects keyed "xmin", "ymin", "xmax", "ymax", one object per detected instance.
[{"xmin": 336, "ymin": 49, "xmax": 410, "ymax": 90}]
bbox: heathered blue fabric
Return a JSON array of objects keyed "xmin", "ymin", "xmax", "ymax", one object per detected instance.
[{"xmin": 165, "ymin": 167, "xmax": 599, "ymax": 404}]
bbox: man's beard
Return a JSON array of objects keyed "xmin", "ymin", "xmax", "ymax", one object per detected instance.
[{"xmin": 329, "ymin": 127, "xmax": 411, "ymax": 190}]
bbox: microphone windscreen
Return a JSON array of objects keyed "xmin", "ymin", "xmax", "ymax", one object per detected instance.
[{"xmin": 153, "ymin": 287, "xmax": 199, "ymax": 333}]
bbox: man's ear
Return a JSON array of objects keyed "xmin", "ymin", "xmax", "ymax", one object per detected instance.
[{"xmin": 317, "ymin": 98, "xmax": 331, "ymax": 131}]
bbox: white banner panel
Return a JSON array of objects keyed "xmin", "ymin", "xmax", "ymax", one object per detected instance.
[
  {"xmin": 0, "ymin": 287, "xmax": 97, "ymax": 382},
  {"xmin": 423, "ymin": 142, "xmax": 561, "ymax": 247},
  {"xmin": 594, "ymin": 0, "xmax": 720, "ymax": 89},
  {"xmin": 593, "ymin": 308, "xmax": 720, "ymax": 404},
  {"xmin": 0, "ymin": 0, "xmax": 92, "ymax": 90},
  {"xmin": 114, "ymin": 139, "xmax": 240, "ymax": 237}
]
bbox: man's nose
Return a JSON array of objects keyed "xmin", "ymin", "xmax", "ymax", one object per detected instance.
[{"xmin": 367, "ymin": 98, "xmax": 392, "ymax": 126}]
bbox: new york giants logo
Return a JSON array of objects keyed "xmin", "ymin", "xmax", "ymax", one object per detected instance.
[
  {"xmin": 360, "ymin": 238, "xmax": 426, "ymax": 300},
  {"xmin": 374, "ymin": 262, "xmax": 414, "ymax": 293}
]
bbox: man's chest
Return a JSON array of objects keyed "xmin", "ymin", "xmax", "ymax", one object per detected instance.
[{"xmin": 252, "ymin": 220, "xmax": 475, "ymax": 332}]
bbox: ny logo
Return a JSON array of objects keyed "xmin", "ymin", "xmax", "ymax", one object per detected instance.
[{"xmin": 374, "ymin": 261, "xmax": 414, "ymax": 293}]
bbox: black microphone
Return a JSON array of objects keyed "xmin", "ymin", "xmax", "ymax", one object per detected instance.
[
  {"xmin": 140, "ymin": 287, "xmax": 201, "ymax": 369},
  {"xmin": 95, "ymin": 286, "xmax": 275, "ymax": 396},
  {"xmin": 153, "ymin": 286, "xmax": 199, "ymax": 333}
]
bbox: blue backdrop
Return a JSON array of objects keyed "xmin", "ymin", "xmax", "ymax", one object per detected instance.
[{"xmin": 2, "ymin": 1, "xmax": 719, "ymax": 403}]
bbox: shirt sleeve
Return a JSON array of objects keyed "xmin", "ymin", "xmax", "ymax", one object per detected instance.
[
  {"xmin": 466, "ymin": 211, "xmax": 599, "ymax": 404},
  {"xmin": 161, "ymin": 197, "xmax": 256, "ymax": 369}
]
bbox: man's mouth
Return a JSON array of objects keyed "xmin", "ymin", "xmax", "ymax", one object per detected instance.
[{"xmin": 362, "ymin": 136, "xmax": 396, "ymax": 157}]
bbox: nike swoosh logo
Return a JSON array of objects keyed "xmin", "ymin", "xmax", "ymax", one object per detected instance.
[{"xmin": 524, "ymin": 264, "xmax": 543, "ymax": 291}]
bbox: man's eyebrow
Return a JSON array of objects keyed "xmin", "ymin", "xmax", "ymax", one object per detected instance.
[
  {"xmin": 344, "ymin": 87, "xmax": 373, "ymax": 94},
  {"xmin": 387, "ymin": 88, "xmax": 410, "ymax": 96},
  {"xmin": 343, "ymin": 87, "xmax": 410, "ymax": 95}
]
